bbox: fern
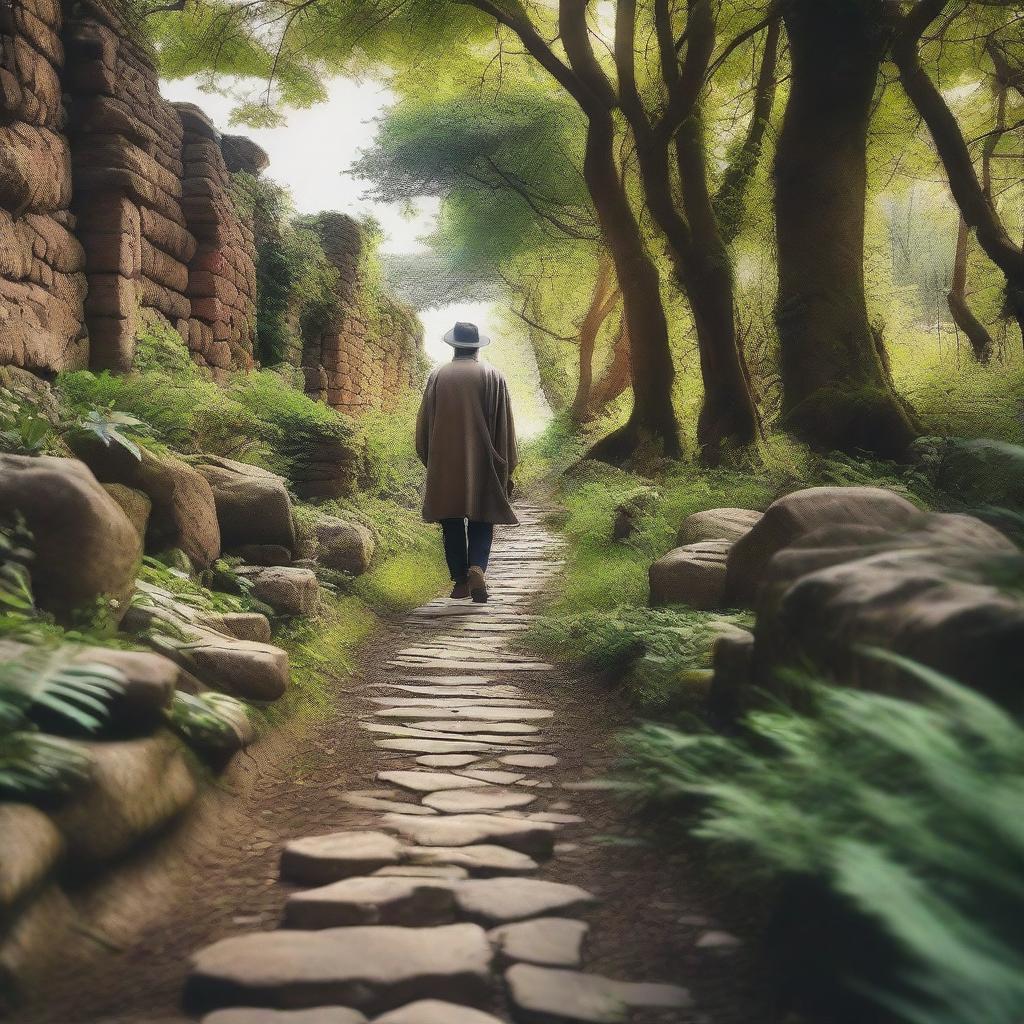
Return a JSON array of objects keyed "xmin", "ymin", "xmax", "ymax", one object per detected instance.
[
  {"xmin": 621, "ymin": 654, "xmax": 1024, "ymax": 1024},
  {"xmin": 0, "ymin": 649, "xmax": 126, "ymax": 800}
]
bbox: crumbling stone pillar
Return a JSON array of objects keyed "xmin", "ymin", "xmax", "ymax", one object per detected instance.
[{"xmin": 176, "ymin": 103, "xmax": 259, "ymax": 377}]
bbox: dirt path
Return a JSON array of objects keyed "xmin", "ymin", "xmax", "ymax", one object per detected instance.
[{"xmin": 12, "ymin": 506, "xmax": 775, "ymax": 1024}]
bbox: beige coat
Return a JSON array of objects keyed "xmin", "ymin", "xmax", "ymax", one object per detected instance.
[{"xmin": 416, "ymin": 357, "xmax": 519, "ymax": 525}]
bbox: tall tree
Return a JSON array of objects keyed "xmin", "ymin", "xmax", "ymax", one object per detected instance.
[
  {"xmin": 774, "ymin": 0, "xmax": 920, "ymax": 457},
  {"xmin": 948, "ymin": 214, "xmax": 996, "ymax": 363},
  {"xmin": 614, "ymin": 0, "xmax": 772, "ymax": 463}
]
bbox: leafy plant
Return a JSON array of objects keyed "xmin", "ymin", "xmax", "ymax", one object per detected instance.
[
  {"xmin": 0, "ymin": 648, "xmax": 125, "ymax": 800},
  {"xmin": 70, "ymin": 408, "xmax": 149, "ymax": 460},
  {"xmin": 620, "ymin": 654, "xmax": 1024, "ymax": 1024},
  {"xmin": 0, "ymin": 516, "xmax": 35, "ymax": 615},
  {"xmin": 0, "ymin": 387, "xmax": 53, "ymax": 455},
  {"xmin": 168, "ymin": 690, "xmax": 251, "ymax": 753},
  {"xmin": 136, "ymin": 557, "xmax": 258, "ymax": 615}
]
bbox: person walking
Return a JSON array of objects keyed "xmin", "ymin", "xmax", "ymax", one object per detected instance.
[{"xmin": 415, "ymin": 321, "xmax": 519, "ymax": 603}]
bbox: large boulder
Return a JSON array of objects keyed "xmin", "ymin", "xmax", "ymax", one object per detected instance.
[
  {"xmin": 69, "ymin": 441, "xmax": 220, "ymax": 568},
  {"xmin": 197, "ymin": 611, "xmax": 273, "ymax": 643},
  {"xmin": 912, "ymin": 436, "xmax": 1024, "ymax": 509},
  {"xmin": 750, "ymin": 512, "xmax": 1023, "ymax": 710},
  {"xmin": 678, "ymin": 508, "xmax": 762, "ymax": 546},
  {"xmin": 235, "ymin": 566, "xmax": 320, "ymax": 617},
  {"xmin": 0, "ymin": 805, "xmax": 63, "ymax": 913},
  {"xmin": 126, "ymin": 582, "xmax": 290, "ymax": 702},
  {"xmin": 0, "ymin": 454, "xmax": 140, "ymax": 623},
  {"xmin": 192, "ymin": 456, "xmax": 296, "ymax": 554},
  {"xmin": 72, "ymin": 647, "xmax": 179, "ymax": 731},
  {"xmin": 315, "ymin": 516, "xmax": 375, "ymax": 575},
  {"xmin": 54, "ymin": 731, "xmax": 197, "ymax": 869},
  {"xmin": 649, "ymin": 541, "xmax": 731, "ymax": 609},
  {"xmin": 102, "ymin": 484, "xmax": 151, "ymax": 542},
  {"xmin": 725, "ymin": 486, "xmax": 920, "ymax": 606}
]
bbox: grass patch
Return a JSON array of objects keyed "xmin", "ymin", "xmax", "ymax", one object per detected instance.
[
  {"xmin": 351, "ymin": 543, "xmax": 449, "ymax": 615},
  {"xmin": 266, "ymin": 593, "xmax": 377, "ymax": 726},
  {"xmin": 524, "ymin": 605, "xmax": 753, "ymax": 712}
]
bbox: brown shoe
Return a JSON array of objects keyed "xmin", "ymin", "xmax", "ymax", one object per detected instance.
[
  {"xmin": 468, "ymin": 565, "xmax": 488, "ymax": 603},
  {"xmin": 450, "ymin": 578, "xmax": 471, "ymax": 599}
]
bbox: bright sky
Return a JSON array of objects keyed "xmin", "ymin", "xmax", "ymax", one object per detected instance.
[{"xmin": 160, "ymin": 76, "xmax": 439, "ymax": 254}]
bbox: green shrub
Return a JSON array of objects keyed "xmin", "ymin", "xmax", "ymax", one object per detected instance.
[
  {"xmin": 524, "ymin": 606, "xmax": 752, "ymax": 711},
  {"xmin": 232, "ymin": 173, "xmax": 340, "ymax": 366},
  {"xmin": 227, "ymin": 368, "xmax": 362, "ymax": 480},
  {"xmin": 620, "ymin": 654, "xmax": 1024, "ymax": 1024},
  {"xmin": 356, "ymin": 396, "xmax": 425, "ymax": 503},
  {"xmin": 57, "ymin": 316, "xmax": 270, "ymax": 464},
  {"xmin": 135, "ymin": 556, "xmax": 263, "ymax": 616}
]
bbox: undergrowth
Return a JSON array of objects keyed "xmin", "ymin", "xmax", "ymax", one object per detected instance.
[
  {"xmin": 618, "ymin": 654, "xmax": 1024, "ymax": 1024},
  {"xmin": 524, "ymin": 606, "xmax": 752, "ymax": 712}
]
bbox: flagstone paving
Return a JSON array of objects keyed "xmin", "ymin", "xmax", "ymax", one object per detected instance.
[
  {"xmin": 182, "ymin": 506, "xmax": 692, "ymax": 1023},
  {"xmin": 3, "ymin": 506, "xmax": 705, "ymax": 1024}
]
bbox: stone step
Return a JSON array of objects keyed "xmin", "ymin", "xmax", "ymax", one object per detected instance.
[
  {"xmin": 388, "ymin": 661, "xmax": 552, "ymax": 673},
  {"xmin": 372, "ymin": 1001, "xmax": 505, "ymax": 1024},
  {"xmin": 504, "ymin": 964, "xmax": 691, "ymax": 1023},
  {"xmin": 201, "ymin": 1008, "xmax": 368, "ymax": 1023},
  {"xmin": 374, "ymin": 707, "xmax": 553, "ymax": 723},
  {"xmin": 382, "ymin": 813, "xmax": 557, "ymax": 858},
  {"xmin": 360, "ymin": 722, "xmax": 541, "ymax": 746},
  {"xmin": 422, "ymin": 788, "xmax": 537, "ymax": 814},
  {"xmin": 375, "ymin": 739, "xmax": 510, "ymax": 755},
  {"xmin": 489, "ymin": 918, "xmax": 589, "ymax": 968},
  {"xmin": 280, "ymin": 832, "xmax": 404, "ymax": 885},
  {"xmin": 185, "ymin": 924, "xmax": 494, "ymax": 1016},
  {"xmin": 405, "ymin": 844, "xmax": 539, "ymax": 876},
  {"xmin": 499, "ymin": 754, "xmax": 559, "ymax": 769},
  {"xmin": 284, "ymin": 876, "xmax": 597, "ymax": 929}
]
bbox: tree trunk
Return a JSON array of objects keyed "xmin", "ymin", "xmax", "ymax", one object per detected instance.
[
  {"xmin": 615, "ymin": 0, "xmax": 759, "ymax": 465},
  {"xmin": 948, "ymin": 215, "xmax": 994, "ymax": 363},
  {"xmin": 587, "ymin": 320, "xmax": 632, "ymax": 417},
  {"xmin": 569, "ymin": 252, "xmax": 618, "ymax": 423},
  {"xmin": 672, "ymin": 0, "xmax": 761, "ymax": 465},
  {"xmin": 583, "ymin": 111, "xmax": 682, "ymax": 461},
  {"xmin": 774, "ymin": 0, "xmax": 919, "ymax": 457}
]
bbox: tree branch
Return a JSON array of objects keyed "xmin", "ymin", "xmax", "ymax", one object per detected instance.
[
  {"xmin": 892, "ymin": 0, "xmax": 1024, "ymax": 279},
  {"xmin": 458, "ymin": 0, "xmax": 598, "ymax": 111}
]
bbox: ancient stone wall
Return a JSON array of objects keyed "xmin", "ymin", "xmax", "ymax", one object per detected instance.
[
  {"xmin": 176, "ymin": 103, "xmax": 257, "ymax": 377},
  {"xmin": 64, "ymin": 0, "xmax": 196, "ymax": 370},
  {"xmin": 1, "ymin": 1, "xmax": 421, "ymax": 410},
  {"xmin": 0, "ymin": 0, "xmax": 88, "ymax": 373},
  {"xmin": 1, "ymin": 0, "xmax": 259, "ymax": 375},
  {"xmin": 302, "ymin": 213, "xmax": 423, "ymax": 416}
]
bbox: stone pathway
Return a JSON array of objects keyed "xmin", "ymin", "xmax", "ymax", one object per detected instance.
[{"xmin": 183, "ymin": 506, "xmax": 691, "ymax": 1023}]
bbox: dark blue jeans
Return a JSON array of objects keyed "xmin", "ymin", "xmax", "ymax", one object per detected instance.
[{"xmin": 440, "ymin": 519, "xmax": 493, "ymax": 581}]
